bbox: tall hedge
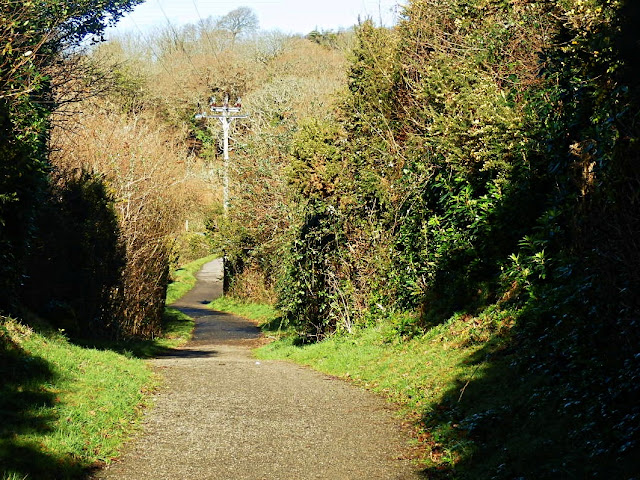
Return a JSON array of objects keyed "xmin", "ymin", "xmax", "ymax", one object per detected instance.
[
  {"xmin": 0, "ymin": 0, "xmax": 142, "ymax": 318},
  {"xmin": 274, "ymin": 0, "xmax": 640, "ymax": 475}
]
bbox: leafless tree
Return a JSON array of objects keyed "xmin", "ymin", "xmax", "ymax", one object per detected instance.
[{"xmin": 216, "ymin": 7, "xmax": 259, "ymax": 42}]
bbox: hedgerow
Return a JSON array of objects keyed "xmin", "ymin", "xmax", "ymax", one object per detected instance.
[{"xmin": 268, "ymin": 0, "xmax": 640, "ymax": 476}]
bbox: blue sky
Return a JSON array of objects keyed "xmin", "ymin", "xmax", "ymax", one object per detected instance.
[{"xmin": 107, "ymin": 0, "xmax": 405, "ymax": 38}]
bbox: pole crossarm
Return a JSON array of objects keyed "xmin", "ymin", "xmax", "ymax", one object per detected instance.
[{"xmin": 195, "ymin": 99, "xmax": 248, "ymax": 214}]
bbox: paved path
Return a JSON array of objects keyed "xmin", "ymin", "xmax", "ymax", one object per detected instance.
[{"xmin": 94, "ymin": 259, "xmax": 421, "ymax": 480}]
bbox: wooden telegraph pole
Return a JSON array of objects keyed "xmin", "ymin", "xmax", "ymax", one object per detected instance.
[
  {"xmin": 195, "ymin": 94, "xmax": 248, "ymax": 214},
  {"xmin": 196, "ymin": 94, "xmax": 247, "ymax": 293}
]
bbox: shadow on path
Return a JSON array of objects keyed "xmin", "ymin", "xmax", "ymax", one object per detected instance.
[
  {"xmin": 168, "ymin": 258, "xmax": 261, "ymax": 349},
  {"xmin": 93, "ymin": 258, "xmax": 423, "ymax": 480},
  {"xmin": 156, "ymin": 348, "xmax": 219, "ymax": 359}
]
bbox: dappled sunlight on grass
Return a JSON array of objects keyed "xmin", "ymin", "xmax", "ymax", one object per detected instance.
[
  {"xmin": 257, "ymin": 301, "xmax": 640, "ymax": 478},
  {"xmin": 208, "ymin": 296, "xmax": 279, "ymax": 327},
  {"xmin": 254, "ymin": 308, "xmax": 523, "ymax": 474}
]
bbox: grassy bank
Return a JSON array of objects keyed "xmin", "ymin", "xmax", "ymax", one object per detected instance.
[
  {"xmin": 0, "ymin": 256, "xmax": 214, "ymax": 479},
  {"xmin": 208, "ymin": 296, "xmax": 279, "ymax": 326},
  {"xmin": 0, "ymin": 317, "xmax": 154, "ymax": 479},
  {"xmin": 255, "ymin": 314, "xmax": 495, "ymax": 472},
  {"xmin": 218, "ymin": 297, "xmax": 587, "ymax": 477},
  {"xmin": 90, "ymin": 308, "xmax": 194, "ymax": 359}
]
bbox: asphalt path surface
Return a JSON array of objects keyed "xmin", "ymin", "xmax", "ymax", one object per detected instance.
[{"xmin": 94, "ymin": 259, "xmax": 421, "ymax": 480}]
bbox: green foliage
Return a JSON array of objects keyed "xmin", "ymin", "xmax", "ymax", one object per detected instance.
[
  {"xmin": 277, "ymin": 201, "xmax": 344, "ymax": 339},
  {"xmin": 305, "ymin": 29, "xmax": 353, "ymax": 50},
  {"xmin": 172, "ymin": 233, "xmax": 214, "ymax": 266},
  {"xmin": 0, "ymin": 95, "xmax": 50, "ymax": 311},
  {"xmin": 383, "ymin": 0, "xmax": 555, "ymax": 325},
  {"xmin": 203, "ymin": 37, "xmax": 349, "ymax": 306},
  {"xmin": 288, "ymin": 119, "xmax": 345, "ymax": 199},
  {"xmin": 110, "ymin": 63, "xmax": 150, "ymax": 115},
  {"xmin": 267, "ymin": 0, "xmax": 640, "ymax": 476}
]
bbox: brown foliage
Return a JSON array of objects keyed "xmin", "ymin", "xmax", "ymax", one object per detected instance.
[
  {"xmin": 210, "ymin": 37, "xmax": 348, "ymax": 299},
  {"xmin": 52, "ymin": 99, "xmax": 204, "ymax": 337}
]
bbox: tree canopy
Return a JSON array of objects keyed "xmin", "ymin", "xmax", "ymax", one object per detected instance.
[{"xmin": 216, "ymin": 7, "xmax": 259, "ymax": 41}]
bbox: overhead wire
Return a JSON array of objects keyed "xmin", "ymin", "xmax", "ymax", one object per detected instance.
[
  {"xmin": 126, "ymin": 16, "xmax": 192, "ymax": 98},
  {"xmin": 190, "ymin": 0, "xmax": 221, "ymax": 61},
  {"xmin": 155, "ymin": 0, "xmax": 202, "ymax": 76}
]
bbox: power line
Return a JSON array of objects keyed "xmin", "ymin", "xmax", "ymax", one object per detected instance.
[
  {"xmin": 155, "ymin": 0, "xmax": 202, "ymax": 76},
  {"xmin": 191, "ymin": 0, "xmax": 221, "ymax": 60},
  {"xmin": 127, "ymin": 16, "xmax": 192, "ymax": 98}
]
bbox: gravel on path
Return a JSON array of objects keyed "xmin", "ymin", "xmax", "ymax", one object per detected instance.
[{"xmin": 93, "ymin": 259, "xmax": 422, "ymax": 480}]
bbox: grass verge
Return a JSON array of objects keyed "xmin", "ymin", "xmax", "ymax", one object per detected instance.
[
  {"xmin": 249, "ymin": 305, "xmax": 521, "ymax": 476},
  {"xmin": 252, "ymin": 301, "xmax": 630, "ymax": 478},
  {"xmin": 91, "ymin": 308, "xmax": 194, "ymax": 359},
  {"xmin": 166, "ymin": 254, "xmax": 217, "ymax": 305},
  {"xmin": 203, "ymin": 293, "xmax": 604, "ymax": 476},
  {"xmin": 208, "ymin": 296, "xmax": 280, "ymax": 326},
  {"xmin": 255, "ymin": 317, "xmax": 488, "ymax": 470},
  {"xmin": 0, "ymin": 317, "xmax": 155, "ymax": 479},
  {"xmin": 0, "ymin": 256, "xmax": 213, "ymax": 479}
]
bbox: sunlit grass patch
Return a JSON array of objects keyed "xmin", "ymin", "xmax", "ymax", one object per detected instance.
[
  {"xmin": 166, "ymin": 254, "xmax": 217, "ymax": 305},
  {"xmin": 0, "ymin": 317, "xmax": 155, "ymax": 479},
  {"xmin": 0, "ymin": 256, "xmax": 213, "ymax": 478},
  {"xmin": 208, "ymin": 296, "xmax": 280, "ymax": 327},
  {"xmin": 255, "ymin": 308, "xmax": 517, "ymax": 473}
]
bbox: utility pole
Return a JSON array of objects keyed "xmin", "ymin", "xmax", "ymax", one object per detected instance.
[
  {"xmin": 195, "ymin": 94, "xmax": 247, "ymax": 294},
  {"xmin": 195, "ymin": 94, "xmax": 248, "ymax": 214}
]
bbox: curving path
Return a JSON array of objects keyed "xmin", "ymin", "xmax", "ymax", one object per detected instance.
[{"xmin": 94, "ymin": 259, "xmax": 421, "ymax": 480}]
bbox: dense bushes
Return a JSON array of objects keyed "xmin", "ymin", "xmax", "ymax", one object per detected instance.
[
  {"xmin": 50, "ymin": 94, "xmax": 201, "ymax": 337},
  {"xmin": 205, "ymin": 36, "xmax": 349, "ymax": 303},
  {"xmin": 0, "ymin": 0, "xmax": 198, "ymax": 339},
  {"xmin": 0, "ymin": 95, "xmax": 49, "ymax": 311},
  {"xmin": 22, "ymin": 169, "xmax": 125, "ymax": 337},
  {"xmin": 276, "ymin": 0, "xmax": 639, "ymax": 342},
  {"xmin": 226, "ymin": 0, "xmax": 640, "ymax": 476}
]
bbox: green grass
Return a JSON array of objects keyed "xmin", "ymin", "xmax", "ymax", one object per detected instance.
[
  {"xmin": 0, "ymin": 256, "xmax": 212, "ymax": 479},
  {"xmin": 254, "ymin": 308, "xmax": 519, "ymax": 475},
  {"xmin": 88, "ymin": 308, "xmax": 194, "ymax": 359},
  {"xmin": 0, "ymin": 317, "xmax": 155, "ymax": 479},
  {"xmin": 208, "ymin": 296, "xmax": 280, "ymax": 326},
  {"xmin": 253, "ymin": 302, "xmax": 628, "ymax": 478},
  {"xmin": 257, "ymin": 321, "xmax": 479, "ymax": 408},
  {"xmin": 166, "ymin": 254, "xmax": 217, "ymax": 305}
]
